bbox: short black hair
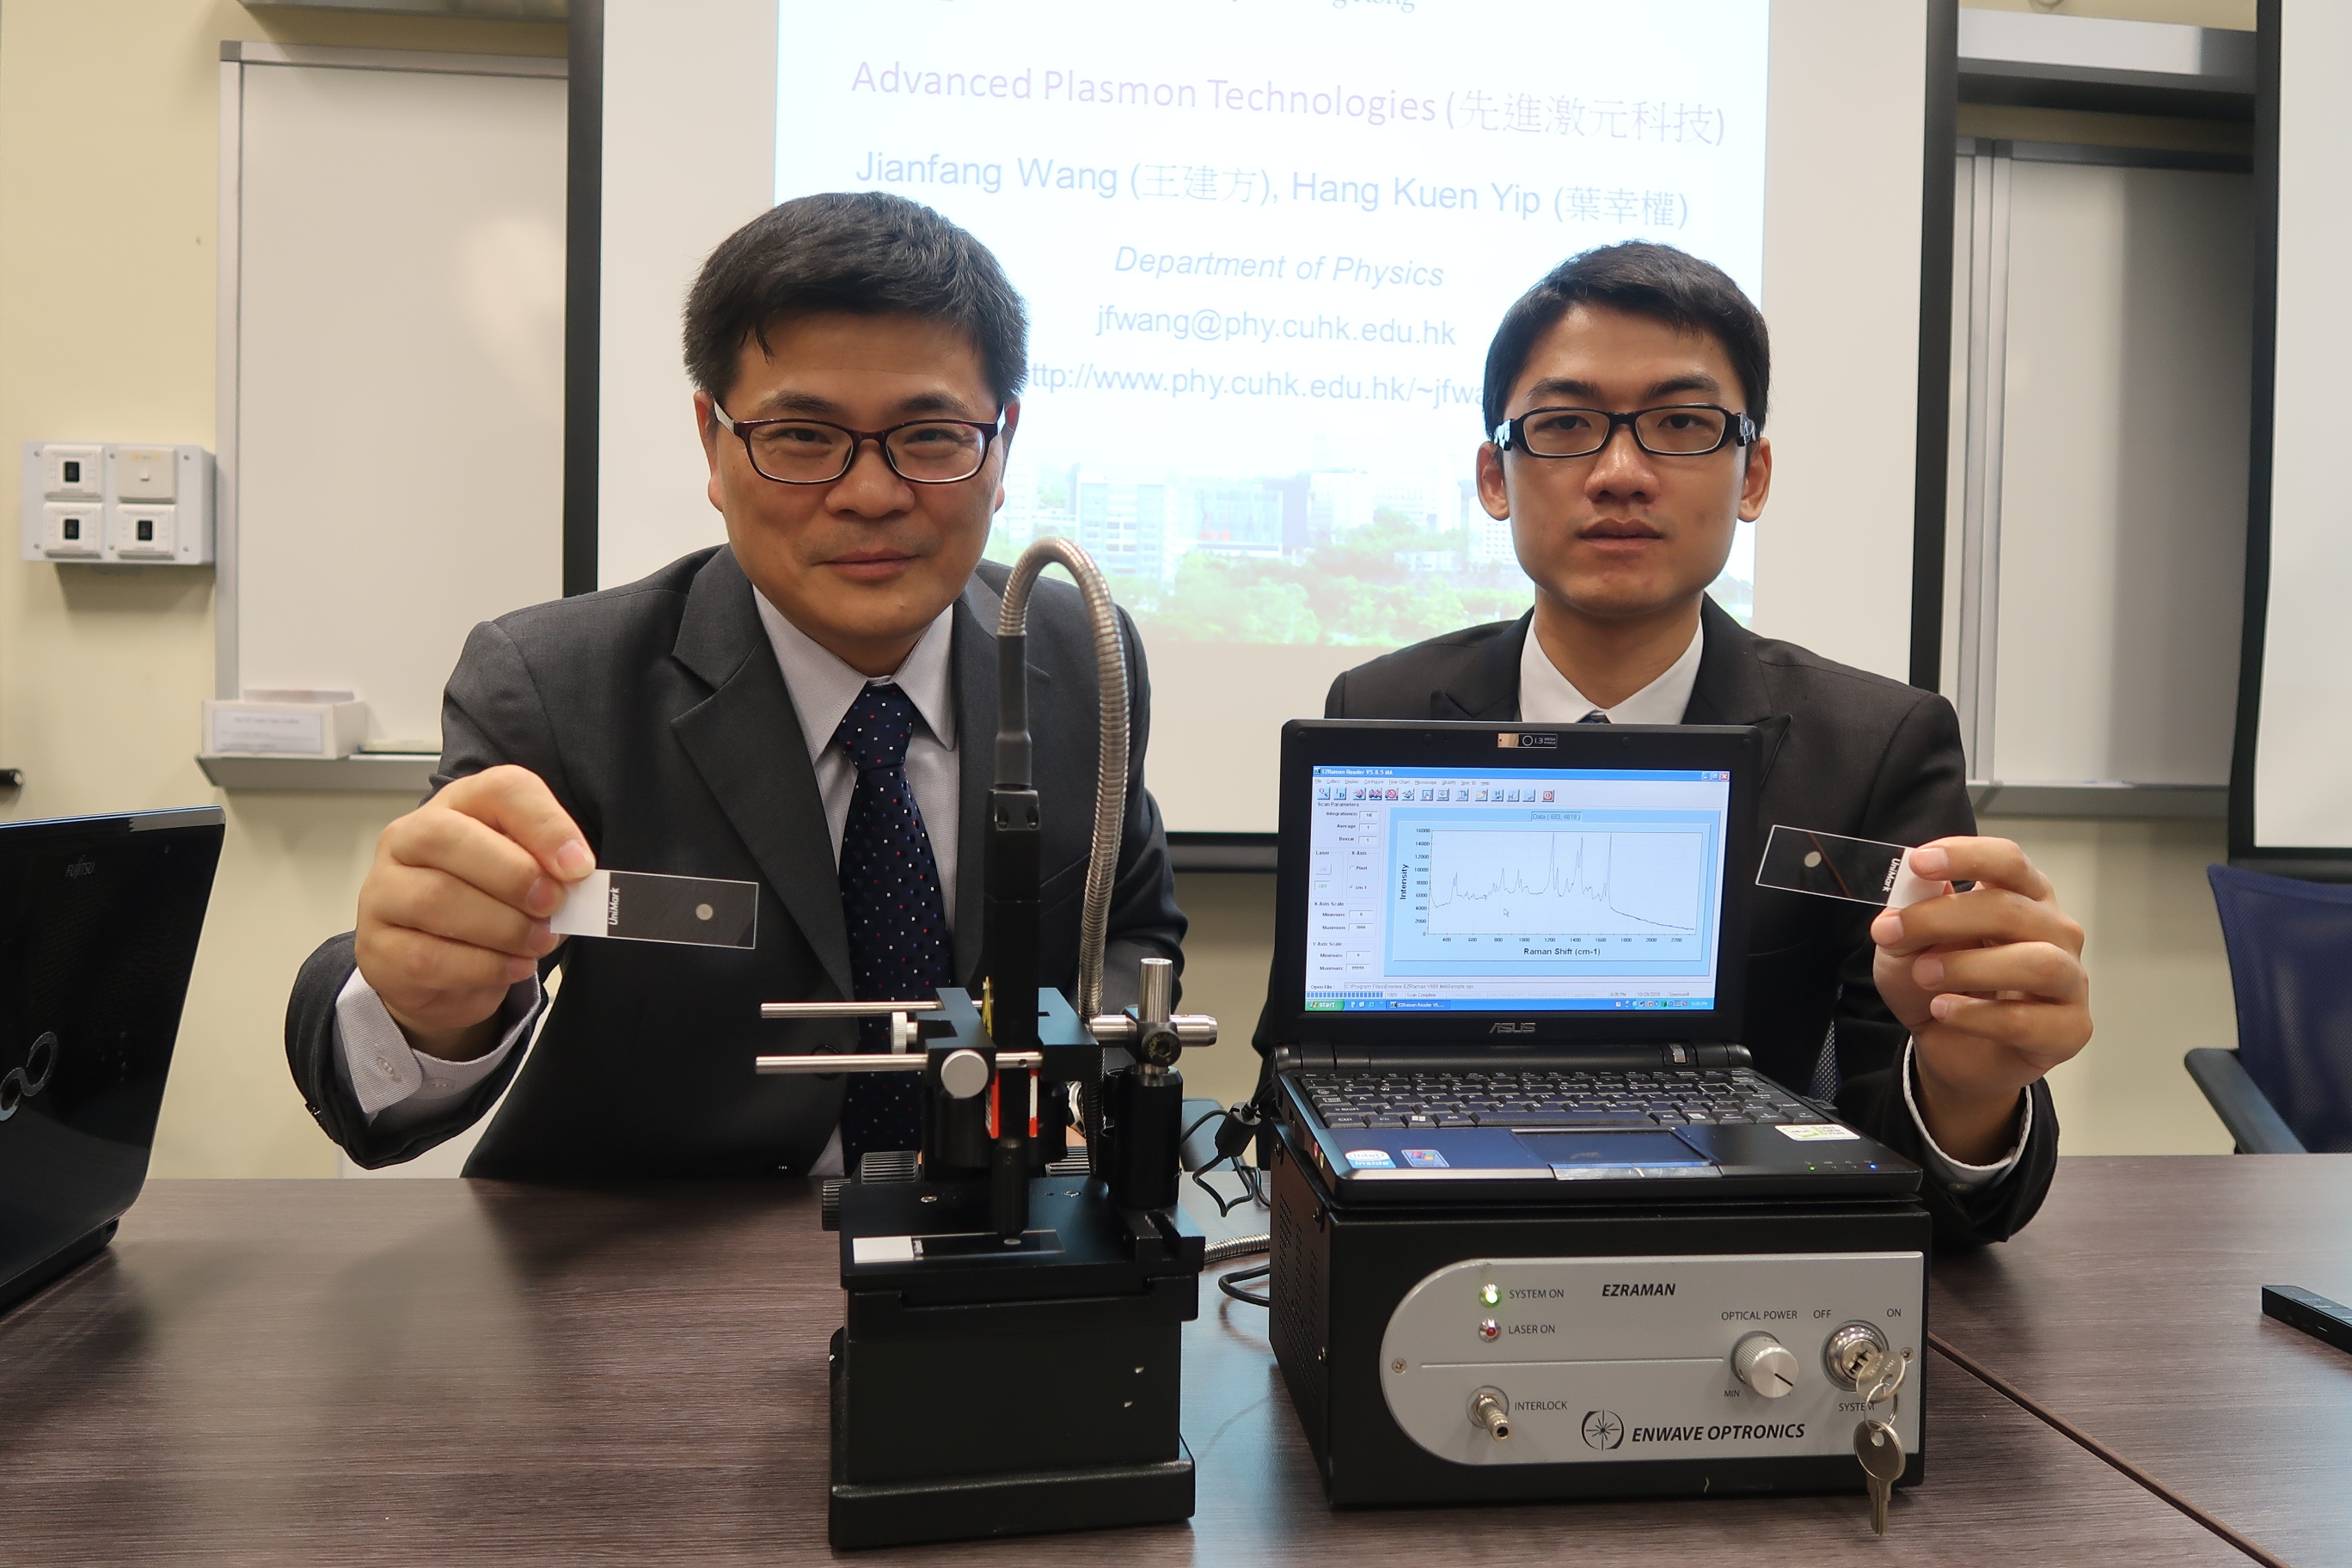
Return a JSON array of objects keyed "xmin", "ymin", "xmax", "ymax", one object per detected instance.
[
  {"xmin": 1480, "ymin": 242, "xmax": 1770, "ymax": 438},
  {"xmin": 683, "ymin": 192, "xmax": 1027, "ymax": 407}
]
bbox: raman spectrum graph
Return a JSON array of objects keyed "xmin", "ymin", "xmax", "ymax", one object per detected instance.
[{"xmin": 1425, "ymin": 830, "xmax": 1703, "ymax": 936}]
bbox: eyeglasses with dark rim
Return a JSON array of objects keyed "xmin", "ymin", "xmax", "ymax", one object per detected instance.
[
  {"xmin": 710, "ymin": 401, "xmax": 1006, "ymax": 485},
  {"xmin": 1492, "ymin": 403, "xmax": 1758, "ymax": 461}
]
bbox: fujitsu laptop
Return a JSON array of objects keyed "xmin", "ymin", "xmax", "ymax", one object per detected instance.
[
  {"xmin": 1265, "ymin": 721, "xmax": 1917, "ymax": 1204},
  {"xmin": 0, "ymin": 807, "xmax": 224, "ymax": 1314}
]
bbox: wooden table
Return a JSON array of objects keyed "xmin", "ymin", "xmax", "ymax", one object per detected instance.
[
  {"xmin": 1934, "ymin": 1155, "xmax": 2352, "ymax": 1568},
  {"xmin": 0, "ymin": 1173, "xmax": 2278, "ymax": 1565}
]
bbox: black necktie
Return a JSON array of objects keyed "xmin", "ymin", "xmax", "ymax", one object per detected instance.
[
  {"xmin": 832, "ymin": 683, "xmax": 952, "ymax": 1167},
  {"xmin": 1578, "ymin": 710, "xmax": 1610, "ymax": 724}
]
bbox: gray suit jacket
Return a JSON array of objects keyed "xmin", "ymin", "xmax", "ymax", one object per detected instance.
[
  {"xmin": 1286, "ymin": 597, "xmax": 2057, "ymax": 1247},
  {"xmin": 284, "ymin": 547, "xmax": 1185, "ymax": 1179}
]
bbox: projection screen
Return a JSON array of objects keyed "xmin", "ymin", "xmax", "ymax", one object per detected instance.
[{"xmin": 593, "ymin": 0, "xmax": 1943, "ymax": 841}]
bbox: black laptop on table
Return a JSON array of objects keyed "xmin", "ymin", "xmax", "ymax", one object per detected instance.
[
  {"xmin": 0, "ymin": 807, "xmax": 224, "ymax": 1314},
  {"xmin": 1264, "ymin": 720, "xmax": 1917, "ymax": 1204}
]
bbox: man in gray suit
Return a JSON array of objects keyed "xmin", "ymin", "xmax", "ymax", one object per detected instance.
[{"xmin": 285, "ymin": 193, "xmax": 1184, "ymax": 1179}]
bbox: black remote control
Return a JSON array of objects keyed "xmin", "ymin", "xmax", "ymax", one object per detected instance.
[{"xmin": 2262, "ymin": 1284, "xmax": 2352, "ymax": 1357}]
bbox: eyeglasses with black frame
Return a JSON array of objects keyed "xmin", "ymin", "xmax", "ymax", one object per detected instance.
[
  {"xmin": 1492, "ymin": 403, "xmax": 1757, "ymax": 461},
  {"xmin": 709, "ymin": 401, "xmax": 1006, "ymax": 485}
]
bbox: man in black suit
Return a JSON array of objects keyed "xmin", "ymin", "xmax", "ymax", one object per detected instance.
[
  {"xmin": 285, "ymin": 193, "xmax": 1184, "ymax": 1179},
  {"xmin": 1286, "ymin": 243, "xmax": 2089, "ymax": 1245}
]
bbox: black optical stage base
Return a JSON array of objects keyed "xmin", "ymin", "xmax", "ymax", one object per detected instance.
[
  {"xmin": 828, "ymin": 1345, "xmax": 1194, "ymax": 1551},
  {"xmin": 825, "ymin": 1175, "xmax": 1204, "ymax": 1549}
]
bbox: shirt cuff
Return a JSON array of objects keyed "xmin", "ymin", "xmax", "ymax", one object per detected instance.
[
  {"xmin": 334, "ymin": 968, "xmax": 542, "ymax": 1124},
  {"xmin": 1899, "ymin": 1037, "xmax": 2030, "ymax": 1194}
]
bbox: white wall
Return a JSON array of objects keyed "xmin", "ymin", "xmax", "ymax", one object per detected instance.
[
  {"xmin": 594, "ymin": 0, "xmax": 775, "ymax": 591},
  {"xmin": 0, "ymin": 0, "xmax": 566, "ymax": 1179},
  {"xmin": 1754, "ymin": 0, "xmax": 1927, "ymax": 681},
  {"xmin": 2015, "ymin": 814, "xmax": 2235, "ymax": 1155}
]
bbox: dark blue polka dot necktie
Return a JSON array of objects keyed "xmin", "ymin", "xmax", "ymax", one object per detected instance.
[
  {"xmin": 833, "ymin": 683, "xmax": 952, "ymax": 1167},
  {"xmin": 1578, "ymin": 710, "xmax": 1609, "ymax": 724}
]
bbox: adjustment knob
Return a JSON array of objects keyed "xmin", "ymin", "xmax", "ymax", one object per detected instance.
[
  {"xmin": 1732, "ymin": 1332, "xmax": 1799, "ymax": 1398},
  {"xmin": 940, "ymin": 1049, "xmax": 991, "ymax": 1100}
]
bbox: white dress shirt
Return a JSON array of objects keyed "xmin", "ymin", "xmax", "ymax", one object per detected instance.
[
  {"xmin": 1514, "ymin": 615, "xmax": 2027, "ymax": 1191},
  {"xmin": 334, "ymin": 594, "xmax": 964, "ymax": 1176},
  {"xmin": 1516, "ymin": 616, "xmax": 1706, "ymax": 727}
]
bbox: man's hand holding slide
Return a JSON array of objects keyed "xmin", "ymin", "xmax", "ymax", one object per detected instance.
[
  {"xmin": 1870, "ymin": 838, "xmax": 2092, "ymax": 1165},
  {"xmin": 354, "ymin": 764, "xmax": 593, "ymax": 1061}
]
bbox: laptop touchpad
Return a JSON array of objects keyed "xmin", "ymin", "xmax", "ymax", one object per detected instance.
[{"xmin": 1516, "ymin": 1130, "xmax": 1721, "ymax": 1180}]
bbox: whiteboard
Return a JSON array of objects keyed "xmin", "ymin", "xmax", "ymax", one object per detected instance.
[
  {"xmin": 220, "ymin": 45, "xmax": 567, "ymax": 744},
  {"xmin": 1946, "ymin": 144, "xmax": 2251, "ymax": 791}
]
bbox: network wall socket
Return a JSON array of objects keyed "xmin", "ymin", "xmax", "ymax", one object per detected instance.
[{"xmin": 19, "ymin": 442, "xmax": 213, "ymax": 566}]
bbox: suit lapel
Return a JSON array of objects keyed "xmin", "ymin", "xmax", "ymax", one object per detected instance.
[
  {"xmin": 668, "ymin": 548, "xmax": 854, "ymax": 1001},
  {"xmin": 1431, "ymin": 611, "xmax": 1531, "ymax": 720},
  {"xmin": 1682, "ymin": 597, "xmax": 1792, "ymax": 781}
]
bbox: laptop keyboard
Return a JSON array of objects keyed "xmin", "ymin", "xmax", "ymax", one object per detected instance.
[{"xmin": 1297, "ymin": 1068, "xmax": 1829, "ymax": 1130}]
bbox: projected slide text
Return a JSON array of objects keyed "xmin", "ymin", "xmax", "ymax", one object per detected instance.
[{"xmin": 777, "ymin": 0, "xmax": 1767, "ymax": 650}]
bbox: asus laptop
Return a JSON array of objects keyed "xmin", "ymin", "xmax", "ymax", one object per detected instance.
[
  {"xmin": 0, "ymin": 807, "xmax": 224, "ymax": 1314},
  {"xmin": 1265, "ymin": 721, "xmax": 1918, "ymax": 1204}
]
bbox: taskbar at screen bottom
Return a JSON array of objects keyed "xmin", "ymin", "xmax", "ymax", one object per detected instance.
[{"xmin": 1305, "ymin": 996, "xmax": 1716, "ymax": 1012}]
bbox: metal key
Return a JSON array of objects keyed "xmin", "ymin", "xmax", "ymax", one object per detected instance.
[
  {"xmin": 1859, "ymin": 1345, "xmax": 1908, "ymax": 1417},
  {"xmin": 1853, "ymin": 1418, "xmax": 1906, "ymax": 1535}
]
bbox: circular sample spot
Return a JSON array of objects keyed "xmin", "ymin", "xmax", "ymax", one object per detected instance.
[
  {"xmin": 1804, "ymin": 851, "xmax": 1822, "ymax": 868},
  {"xmin": 695, "ymin": 903, "xmax": 714, "ymax": 921}
]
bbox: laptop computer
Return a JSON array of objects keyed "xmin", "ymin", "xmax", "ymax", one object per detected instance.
[
  {"xmin": 0, "ymin": 806, "xmax": 224, "ymax": 1314},
  {"xmin": 1263, "ymin": 720, "xmax": 1917, "ymax": 1204}
]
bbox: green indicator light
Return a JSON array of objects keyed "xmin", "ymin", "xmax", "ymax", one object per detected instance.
[{"xmin": 1480, "ymin": 1283, "xmax": 1500, "ymax": 1307}]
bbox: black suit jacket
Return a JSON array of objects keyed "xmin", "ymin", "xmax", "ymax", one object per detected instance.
[
  {"xmin": 285, "ymin": 547, "xmax": 1185, "ymax": 1179},
  {"xmin": 1281, "ymin": 597, "xmax": 2056, "ymax": 1247}
]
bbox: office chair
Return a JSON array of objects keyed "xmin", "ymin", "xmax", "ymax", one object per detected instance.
[{"xmin": 2187, "ymin": 862, "xmax": 2352, "ymax": 1154}]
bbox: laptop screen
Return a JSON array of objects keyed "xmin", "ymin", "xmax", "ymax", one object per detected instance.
[{"xmin": 1302, "ymin": 763, "xmax": 1733, "ymax": 1014}]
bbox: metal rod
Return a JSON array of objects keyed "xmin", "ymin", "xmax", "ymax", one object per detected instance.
[
  {"xmin": 1089, "ymin": 1014, "xmax": 1218, "ymax": 1046},
  {"xmin": 997, "ymin": 537, "xmax": 1128, "ymax": 1020},
  {"xmin": 760, "ymin": 1000, "xmax": 943, "ymax": 1020},
  {"xmin": 756, "ymin": 1050, "xmax": 1042, "ymax": 1075},
  {"xmin": 1138, "ymin": 954, "xmax": 1174, "ymax": 1026}
]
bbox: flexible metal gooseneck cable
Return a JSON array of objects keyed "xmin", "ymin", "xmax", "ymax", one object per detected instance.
[{"xmin": 995, "ymin": 537, "xmax": 1130, "ymax": 1021}]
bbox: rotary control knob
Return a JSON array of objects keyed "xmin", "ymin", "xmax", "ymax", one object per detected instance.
[
  {"xmin": 1732, "ymin": 1332, "xmax": 1800, "ymax": 1398},
  {"xmin": 939, "ymin": 1049, "xmax": 992, "ymax": 1100}
]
